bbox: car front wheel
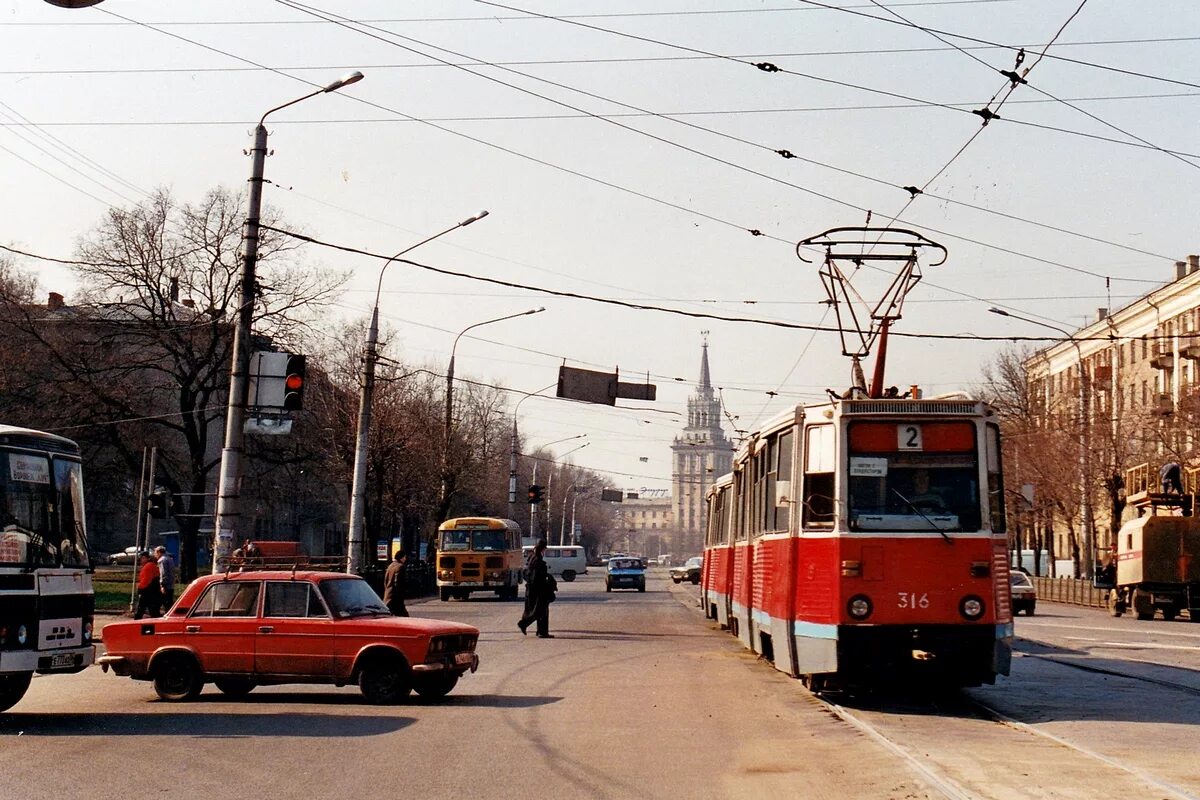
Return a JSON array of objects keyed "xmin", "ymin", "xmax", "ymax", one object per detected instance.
[
  {"xmin": 672, "ymin": 577, "xmax": 681, "ymax": 583},
  {"xmin": 152, "ymin": 653, "xmax": 203, "ymax": 702},
  {"xmin": 358, "ymin": 657, "xmax": 411, "ymax": 704}
]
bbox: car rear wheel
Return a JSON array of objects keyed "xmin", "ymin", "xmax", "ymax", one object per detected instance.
[
  {"xmin": 562, "ymin": 570, "xmax": 576, "ymax": 582},
  {"xmin": 638, "ymin": 583, "xmax": 645, "ymax": 592},
  {"xmin": 0, "ymin": 672, "xmax": 32, "ymax": 713},
  {"xmin": 690, "ymin": 575, "xmax": 700, "ymax": 585},
  {"xmin": 606, "ymin": 582, "xmax": 611, "ymax": 592},
  {"xmin": 413, "ymin": 673, "xmax": 459, "ymax": 701},
  {"xmin": 214, "ymin": 678, "xmax": 256, "ymax": 698},
  {"xmin": 358, "ymin": 657, "xmax": 411, "ymax": 704},
  {"xmin": 152, "ymin": 653, "xmax": 203, "ymax": 702},
  {"xmin": 672, "ymin": 577, "xmax": 681, "ymax": 584}
]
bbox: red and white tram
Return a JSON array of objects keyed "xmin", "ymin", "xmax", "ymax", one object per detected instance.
[{"xmin": 702, "ymin": 396, "xmax": 1012, "ymax": 689}]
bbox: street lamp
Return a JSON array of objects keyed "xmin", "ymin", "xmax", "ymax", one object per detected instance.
[
  {"xmin": 989, "ymin": 307, "xmax": 1093, "ymax": 577},
  {"xmin": 543, "ymin": 440, "xmax": 590, "ymax": 541},
  {"xmin": 507, "ymin": 384, "xmax": 559, "ymax": 520},
  {"xmin": 439, "ymin": 307, "xmax": 545, "ymax": 521},
  {"xmin": 213, "ymin": 71, "xmax": 364, "ymax": 573},
  {"xmin": 561, "ymin": 483, "xmax": 592, "ymax": 545},
  {"xmin": 345, "ymin": 211, "xmax": 490, "ymax": 574}
]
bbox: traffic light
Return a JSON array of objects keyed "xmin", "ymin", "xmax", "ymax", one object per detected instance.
[
  {"xmin": 147, "ymin": 488, "xmax": 169, "ymax": 519},
  {"xmin": 283, "ymin": 354, "xmax": 306, "ymax": 411},
  {"xmin": 527, "ymin": 484, "xmax": 545, "ymax": 504}
]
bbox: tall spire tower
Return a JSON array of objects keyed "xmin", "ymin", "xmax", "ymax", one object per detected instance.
[{"xmin": 671, "ymin": 332, "xmax": 732, "ymax": 554}]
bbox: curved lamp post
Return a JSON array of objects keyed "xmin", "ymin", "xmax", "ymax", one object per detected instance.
[
  {"xmin": 507, "ymin": 384, "xmax": 558, "ymax": 521},
  {"xmin": 213, "ymin": 71, "xmax": 364, "ymax": 573},
  {"xmin": 989, "ymin": 306, "xmax": 1093, "ymax": 577},
  {"xmin": 439, "ymin": 307, "xmax": 544, "ymax": 521},
  {"xmin": 345, "ymin": 211, "xmax": 489, "ymax": 574}
]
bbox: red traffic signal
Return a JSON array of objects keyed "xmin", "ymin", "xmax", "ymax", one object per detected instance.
[
  {"xmin": 527, "ymin": 484, "xmax": 545, "ymax": 504},
  {"xmin": 283, "ymin": 354, "xmax": 306, "ymax": 411}
]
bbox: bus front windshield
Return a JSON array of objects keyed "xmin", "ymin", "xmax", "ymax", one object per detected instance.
[
  {"xmin": 0, "ymin": 451, "xmax": 89, "ymax": 567},
  {"xmin": 472, "ymin": 530, "xmax": 508, "ymax": 551}
]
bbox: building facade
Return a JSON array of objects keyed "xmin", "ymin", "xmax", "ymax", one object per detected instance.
[
  {"xmin": 671, "ymin": 337, "xmax": 734, "ymax": 555},
  {"xmin": 1021, "ymin": 254, "xmax": 1200, "ymax": 572}
]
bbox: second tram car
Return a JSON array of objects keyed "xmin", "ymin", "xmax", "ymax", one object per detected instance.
[{"xmin": 702, "ymin": 396, "xmax": 1012, "ymax": 690}]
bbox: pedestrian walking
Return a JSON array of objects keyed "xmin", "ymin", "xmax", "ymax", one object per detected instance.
[
  {"xmin": 133, "ymin": 552, "xmax": 162, "ymax": 619},
  {"xmin": 155, "ymin": 545, "xmax": 176, "ymax": 611},
  {"xmin": 382, "ymin": 550, "xmax": 409, "ymax": 617},
  {"xmin": 518, "ymin": 539, "xmax": 556, "ymax": 638}
]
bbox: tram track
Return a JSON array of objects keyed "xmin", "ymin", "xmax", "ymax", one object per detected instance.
[{"xmin": 808, "ymin": 686, "xmax": 1200, "ymax": 800}]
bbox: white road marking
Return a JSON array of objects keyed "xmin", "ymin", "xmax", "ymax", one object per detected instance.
[
  {"xmin": 1063, "ymin": 639, "xmax": 1200, "ymax": 652},
  {"xmin": 1020, "ymin": 620, "xmax": 1200, "ymax": 640}
]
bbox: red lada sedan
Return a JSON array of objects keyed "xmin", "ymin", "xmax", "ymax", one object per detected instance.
[{"xmin": 97, "ymin": 571, "xmax": 479, "ymax": 704}]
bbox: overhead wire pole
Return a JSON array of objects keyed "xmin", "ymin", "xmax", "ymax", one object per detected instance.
[
  {"xmin": 212, "ymin": 70, "xmax": 363, "ymax": 575},
  {"xmin": 346, "ymin": 211, "xmax": 490, "ymax": 575},
  {"xmin": 989, "ymin": 308, "xmax": 1093, "ymax": 578}
]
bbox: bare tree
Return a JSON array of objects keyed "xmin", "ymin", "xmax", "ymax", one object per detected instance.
[{"xmin": 0, "ymin": 187, "xmax": 345, "ymax": 579}]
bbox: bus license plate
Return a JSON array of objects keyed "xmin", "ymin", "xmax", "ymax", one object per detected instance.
[
  {"xmin": 454, "ymin": 652, "xmax": 474, "ymax": 666},
  {"xmin": 50, "ymin": 653, "xmax": 75, "ymax": 669}
]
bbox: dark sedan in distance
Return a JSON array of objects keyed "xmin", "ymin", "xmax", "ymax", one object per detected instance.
[{"xmin": 670, "ymin": 556, "xmax": 702, "ymax": 585}]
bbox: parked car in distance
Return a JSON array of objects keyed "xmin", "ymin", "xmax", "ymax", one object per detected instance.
[
  {"xmin": 605, "ymin": 557, "xmax": 646, "ymax": 592},
  {"xmin": 97, "ymin": 570, "xmax": 480, "ymax": 703},
  {"xmin": 670, "ymin": 556, "xmax": 703, "ymax": 585},
  {"xmin": 1010, "ymin": 571, "xmax": 1037, "ymax": 616},
  {"xmin": 108, "ymin": 546, "xmax": 141, "ymax": 565}
]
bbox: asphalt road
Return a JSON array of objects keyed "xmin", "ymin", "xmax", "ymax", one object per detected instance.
[{"xmin": 3, "ymin": 572, "xmax": 1198, "ymax": 800}]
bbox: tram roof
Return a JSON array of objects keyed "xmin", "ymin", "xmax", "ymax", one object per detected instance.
[{"xmin": 0, "ymin": 425, "xmax": 80, "ymax": 453}]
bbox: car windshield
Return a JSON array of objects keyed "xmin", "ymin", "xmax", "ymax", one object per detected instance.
[
  {"xmin": 319, "ymin": 577, "xmax": 390, "ymax": 618},
  {"xmin": 1010, "ymin": 573, "xmax": 1032, "ymax": 587},
  {"xmin": 686, "ymin": 557, "xmax": 702, "ymax": 567},
  {"xmin": 610, "ymin": 559, "xmax": 641, "ymax": 571}
]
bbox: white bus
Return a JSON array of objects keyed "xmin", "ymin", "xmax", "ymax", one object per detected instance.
[{"xmin": 0, "ymin": 426, "xmax": 96, "ymax": 712}]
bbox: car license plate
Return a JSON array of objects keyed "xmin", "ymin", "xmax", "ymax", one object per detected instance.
[
  {"xmin": 454, "ymin": 652, "xmax": 474, "ymax": 666},
  {"xmin": 50, "ymin": 653, "xmax": 75, "ymax": 669}
]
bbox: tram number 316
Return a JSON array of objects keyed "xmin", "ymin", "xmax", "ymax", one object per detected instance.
[{"xmin": 897, "ymin": 592, "xmax": 930, "ymax": 609}]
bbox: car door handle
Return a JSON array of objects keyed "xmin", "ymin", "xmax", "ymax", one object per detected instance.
[
  {"xmin": 258, "ymin": 626, "xmax": 274, "ymax": 634},
  {"xmin": 185, "ymin": 625, "xmax": 200, "ymax": 633}
]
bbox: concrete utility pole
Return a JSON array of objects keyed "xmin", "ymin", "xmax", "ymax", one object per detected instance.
[
  {"xmin": 989, "ymin": 308, "xmax": 1093, "ymax": 578},
  {"xmin": 213, "ymin": 71, "xmax": 364, "ymax": 573},
  {"xmin": 346, "ymin": 212, "xmax": 490, "ymax": 574}
]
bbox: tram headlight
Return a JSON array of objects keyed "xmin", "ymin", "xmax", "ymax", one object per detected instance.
[
  {"xmin": 847, "ymin": 594, "xmax": 873, "ymax": 621},
  {"xmin": 959, "ymin": 595, "xmax": 985, "ymax": 620},
  {"xmin": 16, "ymin": 624, "xmax": 28, "ymax": 645}
]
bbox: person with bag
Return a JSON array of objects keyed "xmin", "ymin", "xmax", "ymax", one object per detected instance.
[{"xmin": 518, "ymin": 539, "xmax": 556, "ymax": 638}]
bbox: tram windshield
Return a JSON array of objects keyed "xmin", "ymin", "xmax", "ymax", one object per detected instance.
[
  {"xmin": 846, "ymin": 421, "xmax": 981, "ymax": 532},
  {"xmin": 0, "ymin": 451, "xmax": 89, "ymax": 567}
]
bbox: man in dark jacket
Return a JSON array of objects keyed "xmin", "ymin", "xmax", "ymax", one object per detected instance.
[
  {"xmin": 518, "ymin": 539, "xmax": 555, "ymax": 638},
  {"xmin": 382, "ymin": 550, "xmax": 409, "ymax": 617}
]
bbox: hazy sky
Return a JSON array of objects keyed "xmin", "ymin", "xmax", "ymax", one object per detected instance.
[{"xmin": 3, "ymin": 0, "xmax": 1196, "ymax": 491}]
